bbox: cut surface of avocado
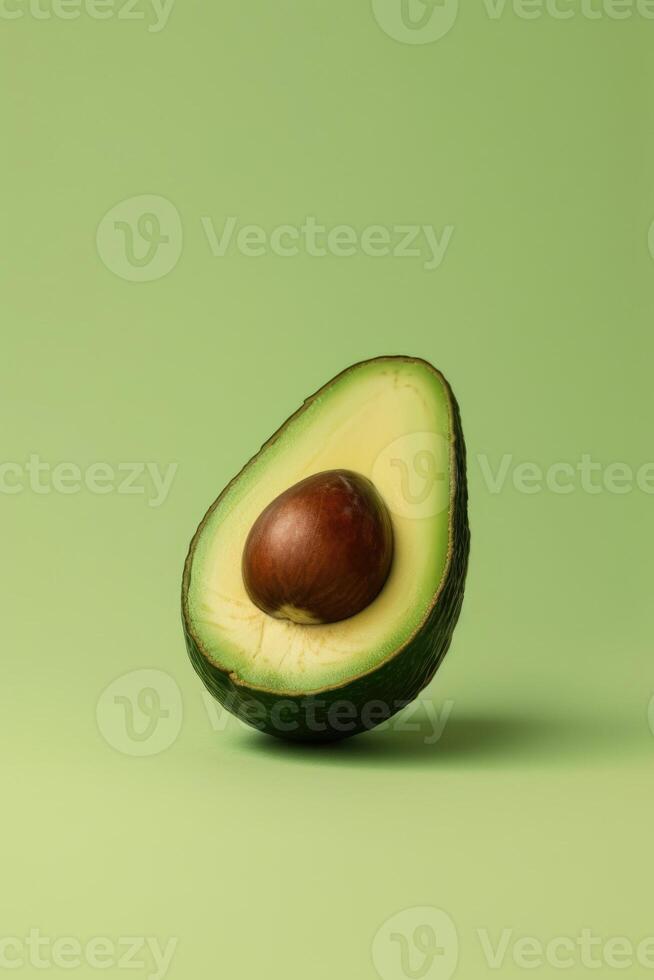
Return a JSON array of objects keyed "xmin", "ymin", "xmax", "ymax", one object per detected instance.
[{"xmin": 183, "ymin": 356, "xmax": 465, "ymax": 701}]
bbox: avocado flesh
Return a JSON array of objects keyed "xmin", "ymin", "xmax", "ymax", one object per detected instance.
[{"xmin": 182, "ymin": 356, "xmax": 469, "ymax": 740}]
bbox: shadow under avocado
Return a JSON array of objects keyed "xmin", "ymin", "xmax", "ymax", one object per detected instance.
[{"xmin": 235, "ymin": 702, "xmax": 643, "ymax": 770}]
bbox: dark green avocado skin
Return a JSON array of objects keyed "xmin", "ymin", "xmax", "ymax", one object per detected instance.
[{"xmin": 181, "ymin": 359, "xmax": 470, "ymax": 743}]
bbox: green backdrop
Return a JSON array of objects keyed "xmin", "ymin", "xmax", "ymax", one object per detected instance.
[{"xmin": 3, "ymin": 2, "xmax": 653, "ymax": 978}]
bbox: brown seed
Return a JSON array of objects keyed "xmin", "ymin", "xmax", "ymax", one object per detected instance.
[{"xmin": 242, "ymin": 470, "xmax": 394, "ymax": 625}]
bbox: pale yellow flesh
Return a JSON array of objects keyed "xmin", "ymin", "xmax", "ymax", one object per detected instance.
[{"xmin": 187, "ymin": 359, "xmax": 452, "ymax": 693}]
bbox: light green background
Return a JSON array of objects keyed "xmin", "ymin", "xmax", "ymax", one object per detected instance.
[{"xmin": 2, "ymin": 2, "xmax": 653, "ymax": 978}]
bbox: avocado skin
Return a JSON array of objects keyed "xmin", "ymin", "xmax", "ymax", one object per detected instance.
[{"xmin": 181, "ymin": 357, "xmax": 470, "ymax": 742}]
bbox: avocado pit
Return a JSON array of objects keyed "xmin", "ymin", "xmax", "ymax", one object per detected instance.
[{"xmin": 241, "ymin": 469, "xmax": 394, "ymax": 625}]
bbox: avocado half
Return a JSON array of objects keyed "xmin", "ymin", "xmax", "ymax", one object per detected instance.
[{"xmin": 182, "ymin": 356, "xmax": 469, "ymax": 742}]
